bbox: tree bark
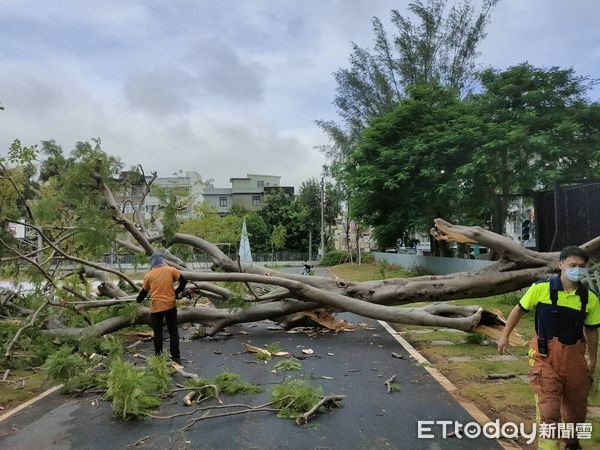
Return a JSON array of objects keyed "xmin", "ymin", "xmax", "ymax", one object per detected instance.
[{"xmin": 6, "ymin": 168, "xmax": 600, "ymax": 341}]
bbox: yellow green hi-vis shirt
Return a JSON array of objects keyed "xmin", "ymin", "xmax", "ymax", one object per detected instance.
[
  {"xmin": 142, "ymin": 266, "xmax": 181, "ymax": 313},
  {"xmin": 519, "ymin": 277, "xmax": 600, "ymax": 345}
]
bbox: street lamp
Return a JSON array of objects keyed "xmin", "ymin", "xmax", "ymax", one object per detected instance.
[{"xmin": 320, "ymin": 176, "xmax": 325, "ymax": 259}]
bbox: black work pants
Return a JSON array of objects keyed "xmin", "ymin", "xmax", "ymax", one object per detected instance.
[{"xmin": 151, "ymin": 307, "xmax": 180, "ymax": 359}]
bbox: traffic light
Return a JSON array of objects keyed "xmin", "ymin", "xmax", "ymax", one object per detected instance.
[{"xmin": 521, "ymin": 219, "xmax": 531, "ymax": 241}]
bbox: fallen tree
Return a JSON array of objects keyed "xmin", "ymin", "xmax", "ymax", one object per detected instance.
[{"xmin": 2, "ymin": 155, "xmax": 599, "ymax": 349}]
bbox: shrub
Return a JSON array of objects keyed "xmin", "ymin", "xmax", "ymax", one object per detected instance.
[
  {"xmin": 321, "ymin": 250, "xmax": 349, "ymax": 266},
  {"xmin": 361, "ymin": 252, "xmax": 375, "ymax": 264},
  {"xmin": 464, "ymin": 333, "xmax": 486, "ymax": 345},
  {"xmin": 409, "ymin": 265, "xmax": 434, "ymax": 277},
  {"xmin": 376, "ymin": 259, "xmax": 390, "ymax": 279}
]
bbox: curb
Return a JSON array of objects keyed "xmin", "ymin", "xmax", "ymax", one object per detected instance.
[
  {"xmin": 0, "ymin": 384, "xmax": 63, "ymax": 423},
  {"xmin": 378, "ymin": 321, "xmax": 522, "ymax": 450}
]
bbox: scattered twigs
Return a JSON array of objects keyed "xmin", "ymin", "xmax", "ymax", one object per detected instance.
[
  {"xmin": 295, "ymin": 395, "xmax": 346, "ymax": 425},
  {"xmin": 178, "ymin": 400, "xmax": 281, "ymax": 432},
  {"xmin": 4, "ymin": 299, "xmax": 49, "ymax": 359},
  {"xmin": 384, "ymin": 375, "xmax": 398, "ymax": 394},
  {"xmin": 127, "ymin": 435, "xmax": 151, "ymax": 448},
  {"xmin": 2, "ymin": 369, "xmax": 10, "ymax": 381},
  {"xmin": 149, "ymin": 401, "xmax": 272, "ymax": 421},
  {"xmin": 71, "ymin": 297, "xmax": 138, "ymax": 311},
  {"xmin": 132, "ymin": 353, "xmax": 224, "ymax": 405},
  {"xmin": 183, "ymin": 384, "xmax": 222, "ymax": 406}
]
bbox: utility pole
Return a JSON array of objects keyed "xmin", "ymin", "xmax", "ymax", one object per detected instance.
[{"xmin": 320, "ymin": 176, "xmax": 325, "ymax": 260}]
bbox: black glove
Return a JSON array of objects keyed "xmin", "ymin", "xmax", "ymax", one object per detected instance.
[{"xmin": 136, "ymin": 289, "xmax": 148, "ymax": 303}]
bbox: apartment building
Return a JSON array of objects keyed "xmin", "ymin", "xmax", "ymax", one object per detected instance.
[
  {"xmin": 115, "ymin": 170, "xmax": 204, "ymax": 219},
  {"xmin": 203, "ymin": 174, "xmax": 294, "ymax": 213}
]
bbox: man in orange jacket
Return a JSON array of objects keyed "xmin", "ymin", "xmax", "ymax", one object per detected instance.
[
  {"xmin": 498, "ymin": 246, "xmax": 599, "ymax": 450},
  {"xmin": 137, "ymin": 252, "xmax": 187, "ymax": 364}
]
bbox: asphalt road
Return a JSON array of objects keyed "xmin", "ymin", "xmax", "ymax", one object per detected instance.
[{"xmin": 0, "ymin": 311, "xmax": 504, "ymax": 450}]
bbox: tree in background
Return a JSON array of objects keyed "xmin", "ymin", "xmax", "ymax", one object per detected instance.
[
  {"xmin": 241, "ymin": 211, "xmax": 269, "ymax": 253},
  {"xmin": 317, "ymin": 0, "xmax": 498, "ymax": 174},
  {"xmin": 297, "ymin": 177, "xmax": 344, "ymax": 254},
  {"xmin": 460, "ymin": 63, "xmax": 600, "ymax": 233},
  {"xmin": 258, "ymin": 190, "xmax": 306, "ymax": 252},
  {"xmin": 343, "ymin": 83, "xmax": 476, "ymax": 249},
  {"xmin": 343, "ymin": 65, "xmax": 600, "ymax": 248},
  {"xmin": 269, "ymin": 224, "xmax": 287, "ymax": 263}
]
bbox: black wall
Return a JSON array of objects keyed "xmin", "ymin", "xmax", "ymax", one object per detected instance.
[{"xmin": 534, "ymin": 182, "xmax": 600, "ymax": 251}]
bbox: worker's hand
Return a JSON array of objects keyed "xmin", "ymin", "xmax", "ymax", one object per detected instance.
[
  {"xmin": 136, "ymin": 297, "xmax": 144, "ymax": 304},
  {"xmin": 497, "ymin": 335, "xmax": 509, "ymax": 354},
  {"xmin": 176, "ymin": 289, "xmax": 191, "ymax": 300}
]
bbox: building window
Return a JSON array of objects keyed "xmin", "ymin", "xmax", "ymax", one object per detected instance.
[
  {"xmin": 220, "ymin": 197, "xmax": 228, "ymax": 207},
  {"xmin": 252, "ymin": 195, "xmax": 261, "ymax": 206},
  {"xmin": 257, "ymin": 180, "xmax": 264, "ymax": 187}
]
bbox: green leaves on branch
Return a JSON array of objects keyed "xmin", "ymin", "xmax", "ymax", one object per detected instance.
[
  {"xmin": 271, "ymin": 378, "xmax": 323, "ymax": 420},
  {"xmin": 184, "ymin": 371, "xmax": 263, "ymax": 397},
  {"xmin": 106, "ymin": 355, "xmax": 172, "ymax": 419}
]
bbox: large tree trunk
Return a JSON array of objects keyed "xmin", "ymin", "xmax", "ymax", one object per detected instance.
[{"xmin": 4, "ymin": 170, "xmax": 599, "ymax": 343}]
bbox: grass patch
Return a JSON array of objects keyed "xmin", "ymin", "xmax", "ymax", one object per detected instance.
[
  {"xmin": 0, "ymin": 370, "xmax": 46, "ymax": 409},
  {"xmin": 328, "ymin": 263, "xmax": 412, "ymax": 282}
]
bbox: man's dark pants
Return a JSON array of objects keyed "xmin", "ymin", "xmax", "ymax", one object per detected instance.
[{"xmin": 150, "ymin": 307, "xmax": 180, "ymax": 359}]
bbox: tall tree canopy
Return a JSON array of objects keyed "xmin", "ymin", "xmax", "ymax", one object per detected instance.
[
  {"xmin": 343, "ymin": 83, "xmax": 476, "ymax": 248},
  {"xmin": 317, "ymin": 0, "xmax": 498, "ymax": 171},
  {"xmin": 296, "ymin": 178, "xmax": 343, "ymax": 252},
  {"xmin": 344, "ymin": 64, "xmax": 600, "ymax": 248}
]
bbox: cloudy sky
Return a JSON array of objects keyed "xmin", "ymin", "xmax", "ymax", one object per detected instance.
[{"xmin": 1, "ymin": 0, "xmax": 599, "ymax": 189}]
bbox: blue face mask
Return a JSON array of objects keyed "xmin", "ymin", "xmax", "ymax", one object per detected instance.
[{"xmin": 565, "ymin": 267, "xmax": 587, "ymax": 282}]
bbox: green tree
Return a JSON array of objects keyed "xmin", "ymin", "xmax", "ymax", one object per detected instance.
[
  {"xmin": 344, "ymin": 83, "xmax": 476, "ymax": 248},
  {"xmin": 244, "ymin": 211, "xmax": 269, "ymax": 253},
  {"xmin": 343, "ymin": 64, "xmax": 600, "ymax": 247},
  {"xmin": 270, "ymin": 224, "xmax": 287, "ymax": 262},
  {"xmin": 297, "ymin": 178, "xmax": 343, "ymax": 253},
  {"xmin": 259, "ymin": 191, "xmax": 306, "ymax": 252},
  {"xmin": 318, "ymin": 0, "xmax": 498, "ymax": 172},
  {"xmin": 461, "ymin": 64, "xmax": 600, "ymax": 232},
  {"xmin": 178, "ymin": 202, "xmax": 242, "ymax": 258}
]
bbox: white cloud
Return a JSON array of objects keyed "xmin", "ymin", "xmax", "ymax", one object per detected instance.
[{"xmin": 1, "ymin": 0, "xmax": 599, "ymax": 194}]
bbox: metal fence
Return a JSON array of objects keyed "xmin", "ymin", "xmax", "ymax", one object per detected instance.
[
  {"xmin": 102, "ymin": 251, "xmax": 313, "ymax": 265},
  {"xmin": 535, "ymin": 182, "xmax": 600, "ymax": 251}
]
